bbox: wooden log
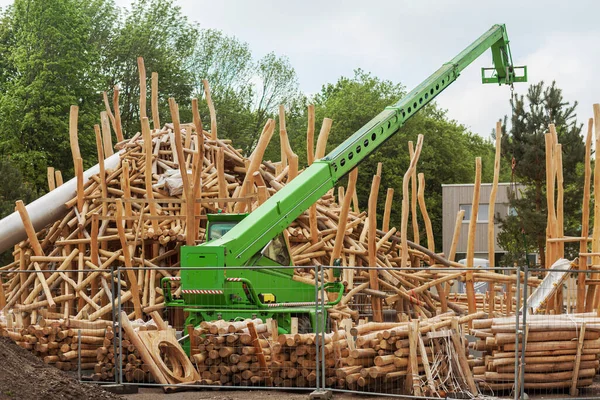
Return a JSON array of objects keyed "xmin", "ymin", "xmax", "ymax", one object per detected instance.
[
  {"xmin": 69, "ymin": 105, "xmax": 81, "ymax": 165},
  {"xmin": 570, "ymin": 322, "xmax": 587, "ymax": 395},
  {"xmin": 101, "ymin": 111, "xmax": 113, "ymax": 157},
  {"xmin": 47, "ymin": 167, "xmax": 56, "ymax": 191},
  {"xmin": 488, "ymin": 121, "xmax": 501, "ymax": 270},
  {"xmin": 306, "ymin": 104, "xmax": 315, "ymax": 165},
  {"xmin": 382, "ymin": 188, "xmax": 394, "ymax": 232},
  {"xmin": 368, "ymin": 164, "xmax": 382, "ymax": 322},
  {"xmin": 330, "ymin": 168, "xmax": 358, "ymax": 266},
  {"xmin": 406, "ymin": 320, "xmax": 421, "ymax": 396},
  {"xmin": 236, "ymin": 120, "xmax": 275, "ymax": 213},
  {"xmin": 141, "ymin": 117, "xmax": 160, "ymax": 235},
  {"xmin": 203, "ymin": 79, "xmax": 217, "ymax": 140},
  {"xmin": 408, "ymin": 142, "xmax": 419, "ymax": 245},
  {"xmin": 465, "ymin": 157, "xmax": 481, "ymax": 321},
  {"xmin": 113, "ymin": 85, "xmax": 124, "ymax": 143},
  {"xmin": 417, "ymin": 173, "xmax": 434, "ymax": 252},
  {"xmin": 400, "ymin": 135, "xmax": 423, "ymax": 267},
  {"xmin": 151, "ymin": 72, "xmax": 160, "ymax": 130},
  {"xmin": 594, "ymin": 104, "xmax": 600, "ymax": 312},
  {"xmin": 137, "ymin": 57, "xmax": 147, "ymax": 120},
  {"xmin": 579, "ymin": 118, "xmax": 593, "ymax": 312},
  {"xmin": 314, "ymin": 118, "xmax": 332, "ymax": 159}
]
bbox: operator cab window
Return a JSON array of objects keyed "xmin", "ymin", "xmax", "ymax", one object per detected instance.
[
  {"xmin": 262, "ymin": 234, "xmax": 291, "ymax": 266},
  {"xmin": 207, "ymin": 221, "xmax": 238, "ymax": 241}
]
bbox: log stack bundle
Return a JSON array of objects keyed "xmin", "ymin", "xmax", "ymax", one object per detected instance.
[
  {"xmin": 0, "ymin": 313, "xmax": 111, "ymax": 373},
  {"xmin": 470, "ymin": 314, "xmax": 600, "ymax": 395},
  {"xmin": 182, "ymin": 314, "xmax": 485, "ymax": 397},
  {"xmin": 189, "ymin": 318, "xmax": 274, "ymax": 386}
]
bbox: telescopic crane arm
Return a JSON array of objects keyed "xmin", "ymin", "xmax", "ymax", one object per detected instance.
[{"xmin": 198, "ymin": 24, "xmax": 526, "ymax": 267}]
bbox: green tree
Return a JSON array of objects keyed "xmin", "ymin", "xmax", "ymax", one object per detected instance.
[
  {"xmin": 0, "ymin": 0, "xmax": 116, "ymax": 190},
  {"xmin": 190, "ymin": 29, "xmax": 256, "ymax": 154},
  {"xmin": 254, "ymin": 53, "xmax": 300, "ymax": 139},
  {"xmin": 497, "ymin": 81, "xmax": 585, "ymax": 266},
  {"xmin": 105, "ymin": 0, "xmax": 198, "ymax": 136}
]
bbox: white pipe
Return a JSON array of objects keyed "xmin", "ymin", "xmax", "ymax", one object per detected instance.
[{"xmin": 0, "ymin": 152, "xmax": 122, "ymax": 254}]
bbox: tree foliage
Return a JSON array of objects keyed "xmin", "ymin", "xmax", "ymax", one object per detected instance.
[{"xmin": 497, "ymin": 81, "xmax": 585, "ymax": 266}]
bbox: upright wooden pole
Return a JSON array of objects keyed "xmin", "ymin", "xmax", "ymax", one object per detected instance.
[
  {"xmin": 578, "ymin": 119, "xmax": 593, "ymax": 313},
  {"xmin": 203, "ymin": 79, "xmax": 217, "ymax": 140},
  {"xmin": 592, "ymin": 104, "xmax": 600, "ymax": 313},
  {"xmin": 401, "ymin": 135, "xmax": 424, "ymax": 267},
  {"xmin": 151, "ymin": 72, "xmax": 160, "ymax": 130},
  {"xmin": 69, "ymin": 105, "xmax": 80, "ymax": 165},
  {"xmin": 94, "ymin": 125, "xmax": 108, "ymax": 218},
  {"xmin": 141, "ymin": 117, "xmax": 160, "ymax": 235},
  {"xmin": 449, "ymin": 210, "xmax": 466, "ymax": 262},
  {"xmin": 75, "ymin": 157, "xmax": 84, "ymax": 213},
  {"xmin": 545, "ymin": 130, "xmax": 557, "ymax": 269},
  {"xmin": 417, "ymin": 173, "xmax": 434, "ymax": 253},
  {"xmin": 306, "ymin": 104, "xmax": 315, "ymax": 166},
  {"xmin": 113, "ymin": 86, "xmax": 124, "ymax": 143},
  {"xmin": 102, "ymin": 91, "xmax": 116, "ymax": 133},
  {"xmin": 217, "ymin": 148, "xmax": 228, "ymax": 210},
  {"xmin": 307, "ymin": 117, "xmax": 332, "ymax": 243},
  {"xmin": 331, "ymin": 168, "xmax": 358, "ymax": 266},
  {"xmin": 314, "ymin": 118, "xmax": 332, "ymax": 159},
  {"xmin": 368, "ymin": 164, "xmax": 383, "ymax": 322},
  {"xmin": 55, "ymin": 170, "xmax": 63, "ymax": 187},
  {"xmin": 382, "ymin": 188, "xmax": 394, "ymax": 232},
  {"xmin": 236, "ymin": 120, "xmax": 275, "ymax": 213},
  {"xmin": 137, "ymin": 57, "xmax": 147, "ymax": 120},
  {"xmin": 488, "ymin": 121, "xmax": 502, "ymax": 268},
  {"xmin": 555, "ymin": 142, "xmax": 565, "ymax": 315},
  {"xmin": 278, "ymin": 105, "xmax": 295, "ymax": 168},
  {"xmin": 466, "ymin": 157, "xmax": 482, "ymax": 321},
  {"xmin": 100, "ymin": 111, "xmax": 113, "ymax": 157},
  {"xmin": 47, "ymin": 167, "xmax": 55, "ymax": 192},
  {"xmin": 408, "ymin": 141, "xmax": 420, "ymax": 245}
]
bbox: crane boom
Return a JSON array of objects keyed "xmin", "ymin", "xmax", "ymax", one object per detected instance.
[{"xmin": 188, "ymin": 24, "xmax": 526, "ymax": 268}]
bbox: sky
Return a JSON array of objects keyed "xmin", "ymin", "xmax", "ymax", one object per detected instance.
[{"xmin": 1, "ymin": 0, "xmax": 598, "ymax": 139}]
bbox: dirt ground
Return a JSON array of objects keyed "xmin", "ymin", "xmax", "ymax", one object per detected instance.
[
  {"xmin": 0, "ymin": 336, "xmax": 122, "ymax": 400},
  {"xmin": 123, "ymin": 383, "xmax": 600, "ymax": 400},
  {"xmin": 125, "ymin": 388, "xmax": 385, "ymax": 400}
]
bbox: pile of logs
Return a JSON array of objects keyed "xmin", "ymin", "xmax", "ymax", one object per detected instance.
[
  {"xmin": 471, "ymin": 314, "xmax": 600, "ymax": 395},
  {"xmin": 190, "ymin": 318, "xmax": 274, "ymax": 386},
  {"xmin": 0, "ymin": 312, "xmax": 111, "ymax": 372},
  {"xmin": 93, "ymin": 320, "xmax": 152, "ymax": 383},
  {"xmin": 183, "ymin": 314, "xmax": 485, "ymax": 396}
]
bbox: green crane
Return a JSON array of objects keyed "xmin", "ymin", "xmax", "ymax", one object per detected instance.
[{"xmin": 163, "ymin": 24, "xmax": 527, "ymax": 339}]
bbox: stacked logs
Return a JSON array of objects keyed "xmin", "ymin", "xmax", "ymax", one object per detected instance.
[
  {"xmin": 183, "ymin": 314, "xmax": 484, "ymax": 396},
  {"xmin": 93, "ymin": 323, "xmax": 155, "ymax": 383},
  {"xmin": 0, "ymin": 314, "xmax": 111, "ymax": 372},
  {"xmin": 189, "ymin": 318, "xmax": 273, "ymax": 386},
  {"xmin": 272, "ymin": 330, "xmax": 345, "ymax": 388},
  {"xmin": 334, "ymin": 313, "xmax": 482, "ymax": 396},
  {"xmin": 471, "ymin": 314, "xmax": 600, "ymax": 394}
]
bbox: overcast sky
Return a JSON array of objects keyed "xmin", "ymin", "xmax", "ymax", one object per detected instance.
[{"xmin": 1, "ymin": 0, "xmax": 598, "ymax": 139}]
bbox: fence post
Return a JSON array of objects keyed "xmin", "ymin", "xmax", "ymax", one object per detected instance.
[
  {"xmin": 514, "ymin": 265, "xmax": 521, "ymax": 400},
  {"xmin": 117, "ymin": 266, "xmax": 123, "ymax": 385},
  {"xmin": 519, "ymin": 263, "xmax": 529, "ymax": 400}
]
